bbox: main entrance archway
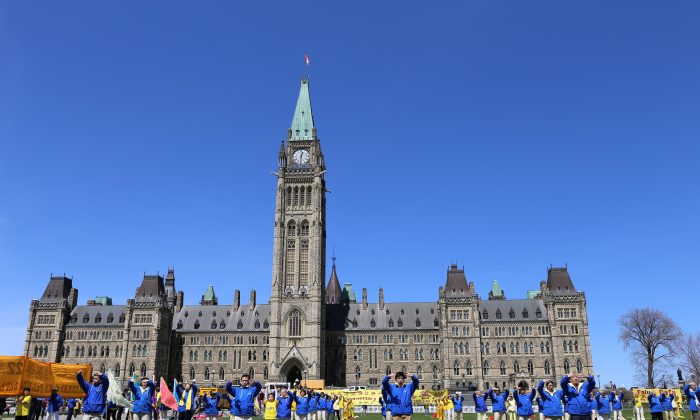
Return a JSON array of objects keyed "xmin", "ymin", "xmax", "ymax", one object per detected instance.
[
  {"xmin": 280, "ymin": 358, "xmax": 305, "ymax": 384},
  {"xmin": 286, "ymin": 365, "xmax": 302, "ymax": 384}
]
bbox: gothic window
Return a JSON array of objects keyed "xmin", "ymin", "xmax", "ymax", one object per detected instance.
[
  {"xmin": 289, "ymin": 310, "xmax": 302, "ymax": 337},
  {"xmin": 194, "ymin": 350, "xmax": 198, "ymax": 362},
  {"xmin": 417, "ymin": 365, "xmax": 423, "ymax": 379},
  {"xmin": 465, "ymin": 361, "xmax": 473, "ymax": 375},
  {"xmin": 500, "ymin": 361, "xmax": 506, "ymax": 375},
  {"xmin": 496, "ymin": 309, "xmax": 502, "ymax": 319},
  {"xmin": 482, "ymin": 310, "xmax": 488, "ymax": 320},
  {"xmin": 95, "ymin": 313, "xmax": 102, "ymax": 323},
  {"xmin": 83, "ymin": 314, "xmax": 90, "ymax": 323},
  {"xmin": 522, "ymin": 309, "xmax": 529, "ymax": 319},
  {"xmin": 453, "ymin": 361, "xmax": 460, "ymax": 375},
  {"xmin": 189, "ymin": 367, "xmax": 195, "ymax": 380},
  {"xmin": 563, "ymin": 359, "xmax": 570, "ymax": 373},
  {"xmin": 299, "ymin": 240, "xmax": 309, "ymax": 286},
  {"xmin": 397, "ymin": 318, "xmax": 403, "ymax": 328},
  {"xmin": 249, "ymin": 368, "xmax": 254, "ymax": 378},
  {"xmin": 574, "ymin": 341, "xmax": 579, "ymax": 352},
  {"xmin": 299, "ymin": 187, "xmax": 305, "ymax": 207},
  {"xmin": 536, "ymin": 309, "xmax": 542, "ymax": 318},
  {"xmin": 119, "ymin": 313, "xmax": 125, "ymax": 323},
  {"xmin": 177, "ymin": 320, "xmax": 183, "ymax": 329},
  {"xmin": 264, "ymin": 366, "xmax": 269, "ymax": 380},
  {"xmin": 194, "ymin": 320, "xmax": 200, "ymax": 330},
  {"xmin": 286, "ymin": 240, "xmax": 296, "ymax": 287},
  {"xmin": 220, "ymin": 320, "xmax": 226, "ymax": 329},
  {"xmin": 288, "ymin": 221, "xmax": 296, "ymax": 237},
  {"xmin": 129, "ymin": 363, "xmax": 135, "ymax": 378},
  {"xmin": 293, "ymin": 187, "xmax": 299, "ymax": 207},
  {"xmin": 237, "ymin": 319, "xmax": 243, "ymax": 329},
  {"xmin": 483, "ymin": 361, "xmax": 490, "ymax": 376},
  {"xmin": 527, "ymin": 360, "xmax": 534, "ymax": 375},
  {"xmin": 544, "ymin": 360, "xmax": 551, "ymax": 375},
  {"xmin": 509, "ymin": 308, "xmax": 515, "ymax": 319},
  {"xmin": 255, "ymin": 320, "xmax": 260, "ymax": 329},
  {"xmin": 454, "ymin": 343, "xmax": 458, "ymax": 354},
  {"xmin": 115, "ymin": 364, "xmax": 120, "ymax": 377},
  {"xmin": 286, "ymin": 187, "xmax": 292, "ymax": 207},
  {"xmin": 540, "ymin": 341, "xmax": 545, "ymax": 354},
  {"xmin": 211, "ymin": 320, "xmax": 217, "ymax": 329},
  {"xmin": 388, "ymin": 318, "xmax": 394, "ymax": 328},
  {"xmin": 514, "ymin": 361, "xmax": 520, "ymax": 373},
  {"xmin": 204, "ymin": 368, "xmax": 210, "ymax": 381},
  {"xmin": 576, "ymin": 359, "xmax": 583, "ymax": 374},
  {"xmin": 306, "ymin": 186, "xmax": 312, "ymax": 206},
  {"xmin": 416, "ymin": 318, "xmax": 421, "ymax": 327},
  {"xmin": 370, "ymin": 318, "xmax": 376, "ymax": 328}
]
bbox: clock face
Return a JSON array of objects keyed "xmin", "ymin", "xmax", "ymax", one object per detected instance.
[{"xmin": 292, "ymin": 149, "xmax": 310, "ymax": 164}]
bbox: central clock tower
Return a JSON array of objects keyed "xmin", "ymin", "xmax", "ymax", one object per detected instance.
[{"xmin": 269, "ymin": 78, "xmax": 327, "ymax": 381}]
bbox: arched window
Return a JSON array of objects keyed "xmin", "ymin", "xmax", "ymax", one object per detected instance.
[
  {"xmin": 288, "ymin": 221, "xmax": 296, "ymax": 237},
  {"xmin": 300, "ymin": 221, "xmax": 309, "ymax": 236},
  {"xmin": 563, "ymin": 359, "xmax": 571, "ymax": 373},
  {"xmin": 483, "ymin": 361, "xmax": 490, "ymax": 376},
  {"xmin": 576, "ymin": 359, "xmax": 583, "ymax": 374},
  {"xmin": 299, "ymin": 187, "xmax": 305, "ymax": 207},
  {"xmin": 115, "ymin": 364, "xmax": 121, "ymax": 377},
  {"xmin": 466, "ymin": 361, "xmax": 473, "ymax": 375},
  {"xmin": 211, "ymin": 320, "xmax": 217, "ymax": 329},
  {"xmin": 540, "ymin": 341, "xmax": 545, "ymax": 354},
  {"xmin": 95, "ymin": 313, "xmax": 102, "ymax": 323},
  {"xmin": 355, "ymin": 366, "xmax": 361, "ymax": 379},
  {"xmin": 189, "ymin": 367, "xmax": 195, "ymax": 380},
  {"xmin": 219, "ymin": 368, "xmax": 225, "ymax": 381},
  {"xmin": 249, "ymin": 367, "xmax": 254, "ymax": 378},
  {"xmin": 453, "ymin": 361, "xmax": 460, "ymax": 375},
  {"xmin": 306, "ymin": 186, "xmax": 312, "ymax": 206},
  {"xmin": 264, "ymin": 367, "xmax": 269, "ymax": 380},
  {"xmin": 386, "ymin": 366, "xmax": 392, "ymax": 375},
  {"xmin": 204, "ymin": 368, "xmax": 210, "ymax": 381},
  {"xmin": 129, "ymin": 363, "xmax": 135, "ymax": 378},
  {"xmin": 293, "ymin": 187, "xmax": 299, "ymax": 207},
  {"xmin": 544, "ymin": 360, "xmax": 551, "ymax": 376},
  {"xmin": 417, "ymin": 365, "xmax": 423, "ymax": 379},
  {"xmin": 140, "ymin": 364, "xmax": 146, "ymax": 377},
  {"xmin": 289, "ymin": 310, "xmax": 302, "ymax": 337},
  {"xmin": 500, "ymin": 361, "xmax": 506, "ymax": 375},
  {"xmin": 509, "ymin": 308, "xmax": 515, "ymax": 319},
  {"xmin": 119, "ymin": 313, "xmax": 125, "ymax": 323},
  {"xmin": 107, "ymin": 313, "xmax": 114, "ymax": 323},
  {"xmin": 527, "ymin": 360, "xmax": 534, "ymax": 375},
  {"xmin": 83, "ymin": 313, "xmax": 90, "ymax": 323},
  {"xmin": 514, "ymin": 361, "xmax": 520, "ymax": 373},
  {"xmin": 286, "ymin": 187, "xmax": 292, "ymax": 207}
]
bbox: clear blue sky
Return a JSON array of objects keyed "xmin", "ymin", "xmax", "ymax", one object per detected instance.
[{"xmin": 1, "ymin": 1, "xmax": 698, "ymax": 388}]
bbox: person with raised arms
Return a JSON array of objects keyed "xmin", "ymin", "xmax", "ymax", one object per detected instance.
[
  {"xmin": 647, "ymin": 391, "xmax": 664, "ymax": 420},
  {"xmin": 203, "ymin": 390, "xmax": 223, "ymax": 420},
  {"xmin": 594, "ymin": 389, "xmax": 612, "ymax": 420},
  {"xmin": 560, "ymin": 372, "xmax": 595, "ymax": 420},
  {"xmin": 294, "ymin": 388, "xmax": 312, "ymax": 420},
  {"xmin": 451, "ymin": 393, "xmax": 464, "ymax": 420},
  {"xmin": 381, "ymin": 372, "xmax": 419, "ymax": 420},
  {"xmin": 76, "ymin": 370, "xmax": 109, "ymax": 420},
  {"xmin": 488, "ymin": 387, "xmax": 510, "ymax": 420},
  {"xmin": 129, "ymin": 377, "xmax": 157, "ymax": 420},
  {"xmin": 610, "ymin": 388, "xmax": 625, "ymax": 420},
  {"xmin": 537, "ymin": 380, "xmax": 564, "ymax": 420},
  {"xmin": 512, "ymin": 381, "xmax": 537, "ymax": 420},
  {"xmin": 175, "ymin": 380, "xmax": 198, "ymax": 420},
  {"xmin": 660, "ymin": 391, "xmax": 674, "ymax": 420},
  {"xmin": 473, "ymin": 391, "xmax": 488, "ymax": 420},
  {"xmin": 226, "ymin": 374, "xmax": 262, "ymax": 420},
  {"xmin": 46, "ymin": 388, "xmax": 63, "ymax": 420}
]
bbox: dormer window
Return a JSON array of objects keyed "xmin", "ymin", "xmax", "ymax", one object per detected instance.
[
  {"xmin": 509, "ymin": 308, "xmax": 515, "ymax": 319},
  {"xmin": 482, "ymin": 310, "xmax": 488, "ymax": 320},
  {"xmin": 177, "ymin": 320, "xmax": 183, "ymax": 329}
]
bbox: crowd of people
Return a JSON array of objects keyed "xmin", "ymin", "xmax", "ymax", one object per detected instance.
[{"xmin": 4, "ymin": 371, "xmax": 700, "ymax": 420}]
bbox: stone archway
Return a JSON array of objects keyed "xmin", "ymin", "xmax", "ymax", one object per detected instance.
[
  {"xmin": 287, "ymin": 365, "xmax": 302, "ymax": 384},
  {"xmin": 280, "ymin": 358, "xmax": 305, "ymax": 385}
]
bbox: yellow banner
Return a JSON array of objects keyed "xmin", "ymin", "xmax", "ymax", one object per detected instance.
[
  {"xmin": 0, "ymin": 356, "xmax": 27, "ymax": 397},
  {"xmin": 320, "ymin": 388, "xmax": 448, "ymax": 406},
  {"xmin": 22, "ymin": 358, "xmax": 54, "ymax": 397},
  {"xmin": 633, "ymin": 388, "xmax": 683, "ymax": 403},
  {"xmin": 51, "ymin": 363, "xmax": 92, "ymax": 398}
]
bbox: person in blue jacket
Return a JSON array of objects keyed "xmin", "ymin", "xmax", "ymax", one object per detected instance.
[
  {"xmin": 595, "ymin": 390, "xmax": 613, "ymax": 420},
  {"xmin": 451, "ymin": 393, "xmax": 465, "ymax": 420},
  {"xmin": 610, "ymin": 389, "xmax": 625, "ymax": 420},
  {"xmin": 46, "ymin": 388, "xmax": 63, "ymax": 420},
  {"xmin": 325, "ymin": 395, "xmax": 336, "ymax": 420},
  {"xmin": 308, "ymin": 391, "xmax": 321, "ymax": 420},
  {"xmin": 684, "ymin": 383, "xmax": 698, "ymax": 420},
  {"xmin": 535, "ymin": 397, "xmax": 544, "ymax": 420},
  {"xmin": 660, "ymin": 391, "xmax": 674, "ymax": 420},
  {"xmin": 487, "ymin": 387, "xmax": 510, "ymax": 420},
  {"xmin": 648, "ymin": 392, "xmax": 664, "ymax": 420},
  {"xmin": 176, "ymin": 380, "xmax": 199, "ymax": 420},
  {"xmin": 76, "ymin": 370, "xmax": 109, "ymax": 420},
  {"xmin": 560, "ymin": 373, "xmax": 595, "ymax": 420},
  {"xmin": 129, "ymin": 377, "xmax": 157, "ymax": 420},
  {"xmin": 294, "ymin": 389, "xmax": 312, "ymax": 420},
  {"xmin": 474, "ymin": 391, "xmax": 488, "ymax": 420},
  {"xmin": 203, "ymin": 391, "xmax": 222, "ymax": 420},
  {"xmin": 537, "ymin": 380, "xmax": 564, "ymax": 420},
  {"xmin": 226, "ymin": 374, "xmax": 262, "ymax": 420},
  {"xmin": 276, "ymin": 388, "xmax": 294, "ymax": 420},
  {"xmin": 66, "ymin": 398, "xmax": 78, "ymax": 420},
  {"xmin": 381, "ymin": 372, "xmax": 419, "ymax": 420},
  {"xmin": 512, "ymin": 381, "xmax": 537, "ymax": 420},
  {"xmin": 379, "ymin": 389, "xmax": 388, "ymax": 420}
]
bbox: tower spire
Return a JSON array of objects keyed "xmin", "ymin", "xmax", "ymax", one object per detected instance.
[{"xmin": 290, "ymin": 78, "xmax": 315, "ymax": 141}]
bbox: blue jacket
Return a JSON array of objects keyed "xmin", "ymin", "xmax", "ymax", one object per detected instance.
[
  {"xmin": 309, "ymin": 394, "xmax": 320, "ymax": 412},
  {"xmin": 76, "ymin": 372, "xmax": 109, "ymax": 414},
  {"xmin": 129, "ymin": 380, "xmax": 157, "ymax": 414},
  {"xmin": 47, "ymin": 394, "xmax": 63, "ymax": 413},
  {"xmin": 226, "ymin": 381, "xmax": 262, "ymax": 416},
  {"xmin": 67, "ymin": 399, "xmax": 78, "ymax": 410},
  {"xmin": 595, "ymin": 394, "xmax": 612, "ymax": 414},
  {"xmin": 380, "ymin": 395, "xmax": 387, "ymax": 417},
  {"xmin": 381, "ymin": 375, "xmax": 419, "ymax": 416},
  {"xmin": 326, "ymin": 397, "xmax": 336, "ymax": 413},
  {"xmin": 537, "ymin": 382, "xmax": 564, "ymax": 417},
  {"xmin": 295, "ymin": 394, "xmax": 311, "ymax": 415},
  {"xmin": 513, "ymin": 389, "xmax": 537, "ymax": 417},
  {"xmin": 487, "ymin": 389, "xmax": 510, "ymax": 412},
  {"xmin": 473, "ymin": 394, "xmax": 487, "ymax": 413},
  {"xmin": 175, "ymin": 383, "xmax": 199, "ymax": 413},
  {"xmin": 204, "ymin": 395, "xmax": 221, "ymax": 416},
  {"xmin": 452, "ymin": 395, "xmax": 464, "ymax": 412},
  {"xmin": 611, "ymin": 392, "xmax": 624, "ymax": 410},
  {"xmin": 560, "ymin": 375, "xmax": 595, "ymax": 415},
  {"xmin": 276, "ymin": 394, "xmax": 294, "ymax": 419},
  {"xmin": 684, "ymin": 385, "xmax": 698, "ymax": 412},
  {"xmin": 648, "ymin": 394, "xmax": 663, "ymax": 413},
  {"xmin": 662, "ymin": 393, "xmax": 674, "ymax": 411},
  {"xmin": 536, "ymin": 398, "xmax": 543, "ymax": 413}
]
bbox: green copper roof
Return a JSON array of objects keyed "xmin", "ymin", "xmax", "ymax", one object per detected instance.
[
  {"xmin": 341, "ymin": 283, "xmax": 357, "ymax": 303},
  {"xmin": 290, "ymin": 78, "xmax": 315, "ymax": 141},
  {"xmin": 201, "ymin": 285, "xmax": 217, "ymax": 305},
  {"xmin": 491, "ymin": 279, "xmax": 503, "ymax": 297}
]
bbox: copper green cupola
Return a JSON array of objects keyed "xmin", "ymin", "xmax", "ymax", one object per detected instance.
[{"xmin": 289, "ymin": 78, "xmax": 316, "ymax": 141}]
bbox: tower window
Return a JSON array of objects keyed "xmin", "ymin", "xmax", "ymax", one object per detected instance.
[
  {"xmin": 286, "ymin": 187, "xmax": 292, "ymax": 207},
  {"xmin": 285, "ymin": 240, "xmax": 296, "ymax": 287},
  {"xmin": 289, "ymin": 310, "xmax": 302, "ymax": 337},
  {"xmin": 288, "ymin": 221, "xmax": 296, "ymax": 237},
  {"xmin": 300, "ymin": 221, "xmax": 309, "ymax": 236},
  {"xmin": 299, "ymin": 240, "xmax": 309, "ymax": 286},
  {"xmin": 306, "ymin": 186, "xmax": 312, "ymax": 206},
  {"xmin": 299, "ymin": 187, "xmax": 305, "ymax": 207},
  {"xmin": 293, "ymin": 187, "xmax": 299, "ymax": 207}
]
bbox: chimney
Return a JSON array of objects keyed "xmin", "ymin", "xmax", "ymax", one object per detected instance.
[
  {"xmin": 379, "ymin": 288, "xmax": 384, "ymax": 310},
  {"xmin": 362, "ymin": 288, "xmax": 368, "ymax": 309},
  {"xmin": 249, "ymin": 290, "xmax": 256, "ymax": 309},
  {"xmin": 233, "ymin": 290, "xmax": 240, "ymax": 310},
  {"xmin": 469, "ymin": 282, "xmax": 475, "ymax": 294},
  {"xmin": 86, "ymin": 299, "xmax": 96, "ymax": 306},
  {"xmin": 68, "ymin": 287, "xmax": 78, "ymax": 310},
  {"xmin": 175, "ymin": 291, "xmax": 184, "ymax": 312}
]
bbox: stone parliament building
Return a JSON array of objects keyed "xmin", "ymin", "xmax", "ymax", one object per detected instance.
[{"xmin": 23, "ymin": 78, "xmax": 593, "ymax": 391}]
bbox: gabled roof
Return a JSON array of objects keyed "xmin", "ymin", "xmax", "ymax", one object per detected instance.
[
  {"xmin": 479, "ymin": 299, "xmax": 548, "ymax": 322},
  {"xmin": 290, "ymin": 79, "xmax": 315, "ymax": 141},
  {"xmin": 546, "ymin": 267, "xmax": 577, "ymax": 295},
  {"xmin": 172, "ymin": 304, "xmax": 271, "ymax": 332},
  {"xmin": 445, "ymin": 264, "xmax": 471, "ymax": 298},
  {"xmin": 326, "ymin": 302, "xmax": 439, "ymax": 331},
  {"xmin": 40, "ymin": 276, "xmax": 73, "ymax": 302}
]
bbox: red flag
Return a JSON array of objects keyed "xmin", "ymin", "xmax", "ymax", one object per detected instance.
[
  {"xmin": 159, "ymin": 377, "xmax": 179, "ymax": 411},
  {"xmin": 304, "ymin": 53, "xmax": 310, "ymax": 65}
]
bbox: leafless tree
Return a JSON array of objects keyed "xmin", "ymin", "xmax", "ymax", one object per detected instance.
[
  {"xmin": 618, "ymin": 307, "xmax": 681, "ymax": 388},
  {"xmin": 677, "ymin": 332, "xmax": 700, "ymax": 383}
]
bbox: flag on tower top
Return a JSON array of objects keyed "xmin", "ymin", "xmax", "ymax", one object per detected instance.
[{"xmin": 304, "ymin": 53, "xmax": 310, "ymax": 65}]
